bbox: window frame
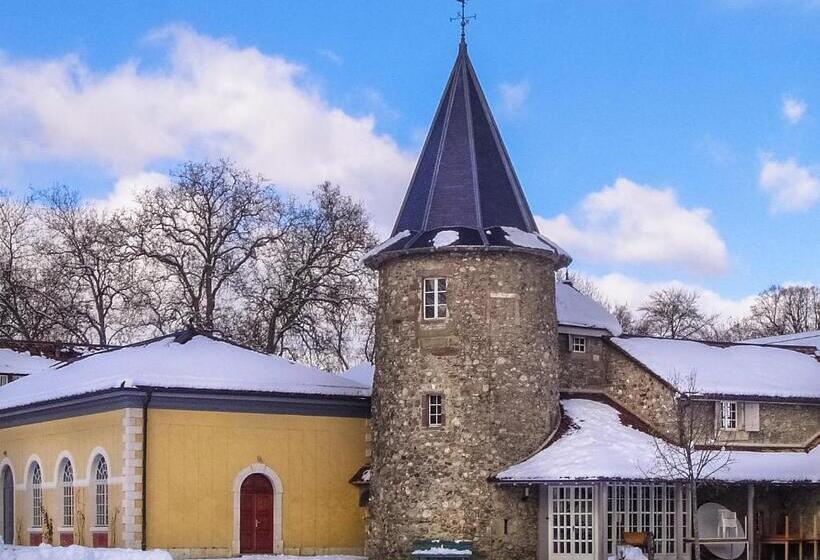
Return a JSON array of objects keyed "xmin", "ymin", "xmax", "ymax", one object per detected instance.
[
  {"xmin": 571, "ymin": 335, "xmax": 587, "ymax": 354},
  {"xmin": 423, "ymin": 277, "xmax": 448, "ymax": 320},
  {"xmin": 93, "ymin": 456, "xmax": 109, "ymax": 528},
  {"xmin": 425, "ymin": 393, "xmax": 444, "ymax": 428},
  {"xmin": 31, "ymin": 463, "xmax": 43, "ymax": 529},
  {"xmin": 719, "ymin": 401, "xmax": 738, "ymax": 431},
  {"xmin": 61, "ymin": 460, "xmax": 74, "ymax": 528}
]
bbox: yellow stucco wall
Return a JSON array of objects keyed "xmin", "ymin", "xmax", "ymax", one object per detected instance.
[
  {"xmin": 145, "ymin": 409, "xmax": 367, "ymax": 555},
  {"xmin": 0, "ymin": 410, "xmax": 124, "ymax": 546}
]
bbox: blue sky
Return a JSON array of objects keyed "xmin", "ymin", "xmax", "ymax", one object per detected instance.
[{"xmin": 0, "ymin": 0, "xmax": 818, "ymax": 319}]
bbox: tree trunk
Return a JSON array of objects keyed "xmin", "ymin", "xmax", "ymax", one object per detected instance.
[{"xmin": 691, "ymin": 480, "xmax": 701, "ymax": 560}]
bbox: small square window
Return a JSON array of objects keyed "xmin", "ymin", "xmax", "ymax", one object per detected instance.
[
  {"xmin": 0, "ymin": 374, "xmax": 8, "ymax": 386},
  {"xmin": 571, "ymin": 336, "xmax": 587, "ymax": 353},
  {"xmin": 423, "ymin": 277, "xmax": 448, "ymax": 320},
  {"xmin": 719, "ymin": 401, "xmax": 737, "ymax": 430},
  {"xmin": 426, "ymin": 394, "xmax": 444, "ymax": 427}
]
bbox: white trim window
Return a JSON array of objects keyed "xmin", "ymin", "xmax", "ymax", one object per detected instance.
[
  {"xmin": 719, "ymin": 401, "xmax": 738, "ymax": 430},
  {"xmin": 571, "ymin": 336, "xmax": 587, "ymax": 353},
  {"xmin": 426, "ymin": 394, "xmax": 444, "ymax": 427},
  {"xmin": 423, "ymin": 278, "xmax": 448, "ymax": 320},
  {"xmin": 61, "ymin": 460, "xmax": 74, "ymax": 528},
  {"xmin": 31, "ymin": 463, "xmax": 43, "ymax": 528},
  {"xmin": 606, "ymin": 483, "xmax": 686, "ymax": 557},
  {"xmin": 94, "ymin": 456, "xmax": 109, "ymax": 527}
]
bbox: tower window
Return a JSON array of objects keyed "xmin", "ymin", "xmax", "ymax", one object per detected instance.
[
  {"xmin": 424, "ymin": 393, "xmax": 444, "ymax": 427},
  {"xmin": 571, "ymin": 336, "xmax": 587, "ymax": 353},
  {"xmin": 423, "ymin": 278, "xmax": 448, "ymax": 320},
  {"xmin": 719, "ymin": 401, "xmax": 738, "ymax": 430}
]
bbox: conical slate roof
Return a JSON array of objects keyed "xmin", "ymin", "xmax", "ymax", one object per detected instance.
[{"xmin": 364, "ymin": 42, "xmax": 570, "ymax": 268}]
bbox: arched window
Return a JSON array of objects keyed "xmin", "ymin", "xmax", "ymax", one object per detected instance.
[
  {"xmin": 94, "ymin": 457, "xmax": 108, "ymax": 527},
  {"xmin": 30, "ymin": 463, "xmax": 42, "ymax": 528},
  {"xmin": 61, "ymin": 460, "xmax": 74, "ymax": 528}
]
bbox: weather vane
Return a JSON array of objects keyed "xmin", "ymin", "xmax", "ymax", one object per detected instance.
[{"xmin": 451, "ymin": 0, "xmax": 476, "ymax": 44}]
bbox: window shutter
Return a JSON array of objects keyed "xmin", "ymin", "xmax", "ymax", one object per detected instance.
[
  {"xmin": 422, "ymin": 394, "xmax": 429, "ymax": 427},
  {"xmin": 440, "ymin": 396, "xmax": 446, "ymax": 426},
  {"xmin": 745, "ymin": 402, "xmax": 760, "ymax": 432},
  {"xmin": 714, "ymin": 401, "xmax": 721, "ymax": 432}
]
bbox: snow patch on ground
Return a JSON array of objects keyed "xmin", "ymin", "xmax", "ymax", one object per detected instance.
[
  {"xmin": 498, "ymin": 399, "xmax": 820, "ymax": 483},
  {"xmin": 432, "ymin": 230, "xmax": 459, "ymax": 248},
  {"xmin": 608, "ymin": 545, "xmax": 649, "ymax": 560},
  {"xmin": 0, "ymin": 544, "xmax": 172, "ymax": 560},
  {"xmin": 612, "ymin": 337, "xmax": 820, "ymax": 398},
  {"xmin": 412, "ymin": 546, "xmax": 472, "ymax": 556}
]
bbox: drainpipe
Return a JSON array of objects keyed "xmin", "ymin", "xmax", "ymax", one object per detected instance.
[{"xmin": 141, "ymin": 389, "xmax": 153, "ymax": 551}]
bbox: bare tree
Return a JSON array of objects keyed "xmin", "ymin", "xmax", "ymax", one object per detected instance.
[
  {"xmin": 747, "ymin": 284, "xmax": 820, "ymax": 337},
  {"xmin": 650, "ymin": 373, "xmax": 734, "ymax": 560},
  {"xmin": 0, "ymin": 193, "xmax": 57, "ymax": 340},
  {"xmin": 229, "ymin": 183, "xmax": 376, "ymax": 369},
  {"xmin": 121, "ymin": 160, "xmax": 281, "ymax": 331},
  {"xmin": 637, "ymin": 288, "xmax": 717, "ymax": 339},
  {"xmin": 37, "ymin": 186, "xmax": 137, "ymax": 344}
]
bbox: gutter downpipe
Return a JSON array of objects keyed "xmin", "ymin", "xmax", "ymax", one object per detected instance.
[{"xmin": 141, "ymin": 389, "xmax": 153, "ymax": 551}]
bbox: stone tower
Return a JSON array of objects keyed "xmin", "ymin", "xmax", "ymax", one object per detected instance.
[{"xmin": 364, "ymin": 40, "xmax": 571, "ymax": 559}]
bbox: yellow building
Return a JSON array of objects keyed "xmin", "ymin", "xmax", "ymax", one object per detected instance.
[{"xmin": 0, "ymin": 330, "xmax": 370, "ymax": 558}]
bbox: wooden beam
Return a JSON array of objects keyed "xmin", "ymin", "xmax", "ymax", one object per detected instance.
[{"xmin": 748, "ymin": 484, "xmax": 755, "ymax": 560}]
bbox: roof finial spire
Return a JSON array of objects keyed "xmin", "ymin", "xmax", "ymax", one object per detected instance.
[{"xmin": 451, "ymin": 0, "xmax": 476, "ymax": 45}]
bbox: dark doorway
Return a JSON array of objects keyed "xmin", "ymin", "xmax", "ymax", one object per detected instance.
[
  {"xmin": 2, "ymin": 466, "xmax": 13, "ymax": 544},
  {"xmin": 239, "ymin": 474, "xmax": 274, "ymax": 553}
]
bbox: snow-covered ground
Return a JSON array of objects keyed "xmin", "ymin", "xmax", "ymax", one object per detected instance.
[
  {"xmin": 0, "ymin": 545, "xmax": 365, "ymax": 560},
  {"xmin": 0, "ymin": 544, "xmax": 172, "ymax": 559}
]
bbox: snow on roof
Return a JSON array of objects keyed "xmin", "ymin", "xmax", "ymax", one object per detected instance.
[
  {"xmin": 0, "ymin": 348, "xmax": 58, "ymax": 376},
  {"xmin": 556, "ymin": 281, "xmax": 622, "ymax": 335},
  {"xmin": 497, "ymin": 399, "xmax": 820, "ymax": 483},
  {"xmin": 744, "ymin": 330, "xmax": 820, "ymax": 357},
  {"xmin": 611, "ymin": 336, "xmax": 820, "ymax": 399},
  {"xmin": 340, "ymin": 362, "xmax": 374, "ymax": 388},
  {"xmin": 0, "ymin": 333, "xmax": 370, "ymax": 410}
]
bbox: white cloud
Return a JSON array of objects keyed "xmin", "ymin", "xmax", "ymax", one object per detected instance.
[
  {"xmin": 92, "ymin": 171, "xmax": 172, "ymax": 210},
  {"xmin": 498, "ymin": 80, "xmax": 530, "ymax": 114},
  {"xmin": 759, "ymin": 155, "xmax": 820, "ymax": 213},
  {"xmin": 782, "ymin": 95, "xmax": 807, "ymax": 124},
  {"xmin": 0, "ymin": 26, "xmax": 415, "ymax": 230},
  {"xmin": 537, "ymin": 178, "xmax": 729, "ymax": 275},
  {"xmin": 588, "ymin": 272, "xmax": 756, "ymax": 321},
  {"xmin": 318, "ymin": 49, "xmax": 343, "ymax": 65}
]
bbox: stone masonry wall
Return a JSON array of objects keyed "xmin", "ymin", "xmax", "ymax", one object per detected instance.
[
  {"xmin": 368, "ymin": 250, "xmax": 560, "ymax": 560},
  {"xmin": 690, "ymin": 400, "xmax": 820, "ymax": 447},
  {"xmin": 557, "ymin": 333, "xmax": 608, "ymax": 391}
]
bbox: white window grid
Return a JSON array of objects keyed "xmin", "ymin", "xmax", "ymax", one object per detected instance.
[
  {"xmin": 62, "ymin": 461, "xmax": 74, "ymax": 528},
  {"xmin": 551, "ymin": 485, "xmax": 594, "ymax": 557},
  {"xmin": 94, "ymin": 457, "xmax": 109, "ymax": 527},
  {"xmin": 428, "ymin": 394, "xmax": 443, "ymax": 427},
  {"xmin": 31, "ymin": 463, "xmax": 43, "ymax": 528},
  {"xmin": 423, "ymin": 278, "xmax": 448, "ymax": 320},
  {"xmin": 571, "ymin": 336, "xmax": 587, "ymax": 353},
  {"xmin": 606, "ymin": 483, "xmax": 685, "ymax": 557},
  {"xmin": 720, "ymin": 401, "xmax": 738, "ymax": 430}
]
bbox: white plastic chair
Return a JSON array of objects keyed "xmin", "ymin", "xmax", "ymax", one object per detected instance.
[{"xmin": 718, "ymin": 510, "xmax": 738, "ymax": 538}]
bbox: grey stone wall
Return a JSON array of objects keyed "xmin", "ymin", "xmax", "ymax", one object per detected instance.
[
  {"xmin": 557, "ymin": 334, "xmax": 608, "ymax": 391},
  {"xmin": 367, "ymin": 250, "xmax": 560, "ymax": 560},
  {"xmin": 690, "ymin": 400, "xmax": 820, "ymax": 447}
]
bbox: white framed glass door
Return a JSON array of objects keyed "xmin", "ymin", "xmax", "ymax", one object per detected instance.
[{"xmin": 548, "ymin": 485, "xmax": 597, "ymax": 560}]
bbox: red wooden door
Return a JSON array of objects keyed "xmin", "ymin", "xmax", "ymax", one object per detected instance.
[{"xmin": 240, "ymin": 474, "xmax": 274, "ymax": 553}]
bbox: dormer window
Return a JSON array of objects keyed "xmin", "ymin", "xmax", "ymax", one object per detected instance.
[
  {"xmin": 571, "ymin": 336, "xmax": 587, "ymax": 353},
  {"xmin": 423, "ymin": 278, "xmax": 448, "ymax": 320},
  {"xmin": 719, "ymin": 401, "xmax": 738, "ymax": 430}
]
